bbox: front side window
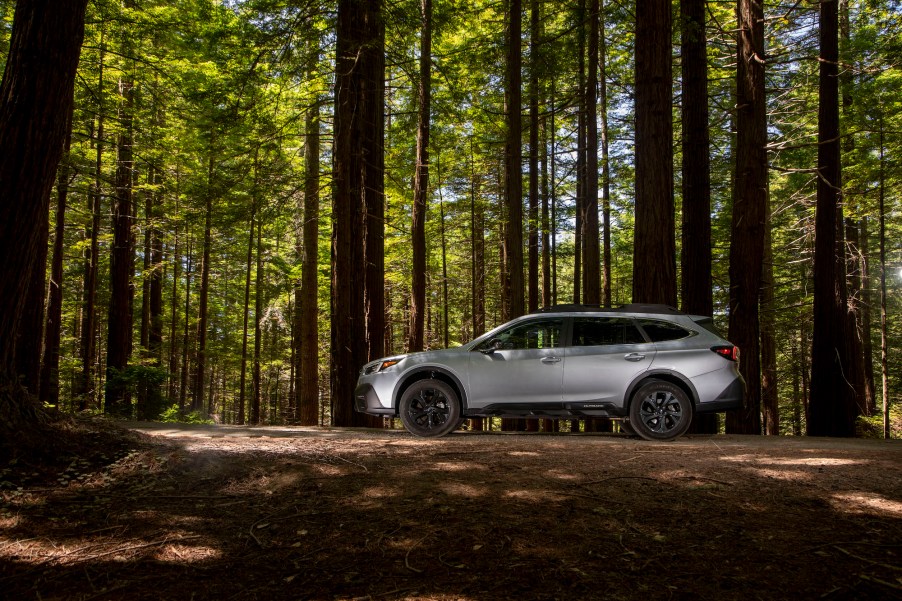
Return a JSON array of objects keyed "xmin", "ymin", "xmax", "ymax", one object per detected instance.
[
  {"xmin": 478, "ymin": 318, "xmax": 563, "ymax": 351},
  {"xmin": 572, "ymin": 317, "xmax": 645, "ymax": 347},
  {"xmin": 637, "ymin": 319, "xmax": 692, "ymax": 342}
]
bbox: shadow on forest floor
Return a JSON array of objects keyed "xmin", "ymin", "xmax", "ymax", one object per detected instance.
[{"xmin": 1, "ymin": 422, "xmax": 901, "ymax": 600}]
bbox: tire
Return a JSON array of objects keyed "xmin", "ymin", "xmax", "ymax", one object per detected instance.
[
  {"xmin": 399, "ymin": 380, "xmax": 461, "ymax": 437},
  {"xmin": 628, "ymin": 380, "xmax": 693, "ymax": 441}
]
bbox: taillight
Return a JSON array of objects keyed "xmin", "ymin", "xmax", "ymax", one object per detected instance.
[{"xmin": 711, "ymin": 345, "xmax": 739, "ymax": 362}]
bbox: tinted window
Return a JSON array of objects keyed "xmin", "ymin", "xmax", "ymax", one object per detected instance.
[
  {"xmin": 637, "ymin": 319, "xmax": 692, "ymax": 342},
  {"xmin": 479, "ymin": 318, "xmax": 563, "ymax": 351},
  {"xmin": 572, "ymin": 317, "xmax": 645, "ymax": 346}
]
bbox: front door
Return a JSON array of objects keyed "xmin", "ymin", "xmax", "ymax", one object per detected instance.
[{"xmin": 467, "ymin": 317, "xmax": 565, "ymax": 409}]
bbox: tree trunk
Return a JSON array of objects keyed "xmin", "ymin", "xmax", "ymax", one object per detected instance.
[
  {"xmin": 105, "ymin": 56, "xmax": 137, "ymax": 418},
  {"xmin": 877, "ymin": 113, "xmax": 889, "ymax": 440},
  {"xmin": 761, "ymin": 195, "xmax": 778, "ymax": 434},
  {"xmin": 0, "ymin": 0, "xmax": 89, "ymax": 444},
  {"xmin": 583, "ymin": 0, "xmax": 600, "ymax": 305},
  {"xmin": 192, "ymin": 149, "xmax": 214, "ymax": 413},
  {"xmin": 238, "ymin": 200, "xmax": 255, "ymax": 425},
  {"xmin": 505, "ymin": 0, "xmax": 524, "ymax": 319},
  {"xmin": 527, "ymin": 0, "xmax": 540, "ymax": 314},
  {"xmin": 725, "ymin": 0, "xmax": 767, "ymax": 435},
  {"xmin": 409, "ymin": 0, "xmax": 432, "ymax": 352},
  {"xmin": 599, "ymin": 0, "xmax": 611, "ymax": 308},
  {"xmin": 179, "ymin": 237, "xmax": 193, "ymax": 413},
  {"xmin": 298, "ymin": 97, "xmax": 321, "ymax": 426},
  {"xmin": 808, "ymin": 0, "xmax": 858, "ymax": 437},
  {"xmin": 679, "ymin": 0, "xmax": 717, "ymax": 434},
  {"xmin": 252, "ymin": 195, "xmax": 263, "ymax": 425},
  {"xmin": 40, "ymin": 103, "xmax": 75, "ymax": 408},
  {"xmin": 332, "ymin": 0, "xmax": 385, "ymax": 427},
  {"xmin": 632, "ymin": 0, "xmax": 676, "ymax": 306}
]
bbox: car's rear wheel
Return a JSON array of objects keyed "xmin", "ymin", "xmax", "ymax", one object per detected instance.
[
  {"xmin": 628, "ymin": 380, "xmax": 693, "ymax": 441},
  {"xmin": 399, "ymin": 380, "xmax": 461, "ymax": 437}
]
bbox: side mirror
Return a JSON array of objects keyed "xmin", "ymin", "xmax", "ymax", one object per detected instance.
[{"xmin": 480, "ymin": 338, "xmax": 503, "ymax": 355}]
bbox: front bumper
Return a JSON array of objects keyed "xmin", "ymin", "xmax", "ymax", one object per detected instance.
[{"xmin": 354, "ymin": 382, "xmax": 397, "ymax": 416}]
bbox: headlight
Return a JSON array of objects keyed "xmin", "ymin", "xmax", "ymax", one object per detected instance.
[{"xmin": 378, "ymin": 359, "xmax": 401, "ymax": 371}]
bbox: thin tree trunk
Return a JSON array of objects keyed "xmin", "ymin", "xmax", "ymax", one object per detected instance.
[
  {"xmin": 409, "ymin": 0, "xmax": 431, "ymax": 352},
  {"xmin": 40, "ymin": 102, "xmax": 75, "ymax": 407},
  {"xmin": 192, "ymin": 147, "xmax": 214, "ymax": 413},
  {"xmin": 583, "ymin": 0, "xmax": 600, "ymax": 305},
  {"xmin": 252, "ymin": 190, "xmax": 263, "ymax": 425},
  {"xmin": 761, "ymin": 195, "xmax": 778, "ymax": 434},
  {"xmin": 877, "ymin": 113, "xmax": 889, "ymax": 440},
  {"xmin": 77, "ymin": 24, "xmax": 105, "ymax": 410},
  {"xmin": 599, "ymin": 0, "xmax": 611, "ymax": 308},
  {"xmin": 527, "ymin": 0, "xmax": 540, "ymax": 314},
  {"xmin": 179, "ymin": 236, "xmax": 193, "ymax": 413},
  {"xmin": 238, "ymin": 199, "xmax": 255, "ymax": 425},
  {"xmin": 298, "ymin": 97, "xmax": 321, "ymax": 426}
]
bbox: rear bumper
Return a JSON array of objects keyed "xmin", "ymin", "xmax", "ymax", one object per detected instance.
[{"xmin": 695, "ymin": 377, "xmax": 745, "ymax": 413}]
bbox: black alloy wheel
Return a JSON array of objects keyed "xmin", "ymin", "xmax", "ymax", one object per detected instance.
[
  {"xmin": 628, "ymin": 380, "xmax": 693, "ymax": 441},
  {"xmin": 399, "ymin": 379, "xmax": 461, "ymax": 437}
]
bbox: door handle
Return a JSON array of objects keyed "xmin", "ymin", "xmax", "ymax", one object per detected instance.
[
  {"xmin": 624, "ymin": 353, "xmax": 646, "ymax": 362},
  {"xmin": 541, "ymin": 356, "xmax": 562, "ymax": 364}
]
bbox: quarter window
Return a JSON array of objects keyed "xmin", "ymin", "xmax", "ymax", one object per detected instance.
[
  {"xmin": 572, "ymin": 317, "xmax": 645, "ymax": 347},
  {"xmin": 637, "ymin": 319, "xmax": 692, "ymax": 342}
]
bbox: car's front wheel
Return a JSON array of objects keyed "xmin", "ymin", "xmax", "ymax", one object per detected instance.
[
  {"xmin": 399, "ymin": 380, "xmax": 461, "ymax": 437},
  {"xmin": 628, "ymin": 380, "xmax": 693, "ymax": 441}
]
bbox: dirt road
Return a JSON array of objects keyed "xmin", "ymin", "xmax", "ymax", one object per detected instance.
[{"xmin": 2, "ymin": 423, "xmax": 900, "ymax": 600}]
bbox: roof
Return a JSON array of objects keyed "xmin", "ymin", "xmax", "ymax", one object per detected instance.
[{"xmin": 532, "ymin": 303, "xmax": 685, "ymax": 316}]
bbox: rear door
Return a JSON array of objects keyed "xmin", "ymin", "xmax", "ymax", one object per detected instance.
[{"xmin": 561, "ymin": 316, "xmax": 655, "ymax": 406}]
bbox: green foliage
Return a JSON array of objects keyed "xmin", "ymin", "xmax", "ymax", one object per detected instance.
[
  {"xmin": 159, "ymin": 404, "xmax": 214, "ymax": 424},
  {"xmin": 29, "ymin": 0, "xmax": 899, "ymax": 434}
]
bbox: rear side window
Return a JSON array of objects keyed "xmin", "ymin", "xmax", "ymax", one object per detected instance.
[
  {"xmin": 637, "ymin": 319, "xmax": 692, "ymax": 342},
  {"xmin": 572, "ymin": 317, "xmax": 646, "ymax": 347}
]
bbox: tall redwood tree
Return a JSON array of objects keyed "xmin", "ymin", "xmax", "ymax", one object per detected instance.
[
  {"xmin": 632, "ymin": 0, "xmax": 676, "ymax": 305},
  {"xmin": 809, "ymin": 0, "xmax": 858, "ymax": 436},
  {"xmin": 0, "ymin": 0, "xmax": 90, "ymax": 444}
]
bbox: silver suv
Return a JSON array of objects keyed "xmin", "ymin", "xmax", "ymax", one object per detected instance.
[{"xmin": 355, "ymin": 304, "xmax": 744, "ymax": 441}]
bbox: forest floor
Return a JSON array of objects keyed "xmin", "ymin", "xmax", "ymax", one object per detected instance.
[{"xmin": 1, "ymin": 420, "xmax": 901, "ymax": 601}]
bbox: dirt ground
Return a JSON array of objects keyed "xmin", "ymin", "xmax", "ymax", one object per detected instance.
[{"xmin": 1, "ymin": 421, "xmax": 901, "ymax": 601}]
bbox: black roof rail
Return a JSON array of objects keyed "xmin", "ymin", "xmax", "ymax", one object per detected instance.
[{"xmin": 533, "ymin": 303, "xmax": 685, "ymax": 315}]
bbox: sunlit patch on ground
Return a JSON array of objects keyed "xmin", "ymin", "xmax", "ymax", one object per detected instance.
[
  {"xmin": 504, "ymin": 489, "xmax": 563, "ymax": 503},
  {"xmin": 438, "ymin": 482, "xmax": 486, "ymax": 498},
  {"xmin": 756, "ymin": 457, "xmax": 863, "ymax": 467},
  {"xmin": 155, "ymin": 542, "xmax": 220, "ymax": 562},
  {"xmin": 427, "ymin": 461, "xmax": 485, "ymax": 472},
  {"xmin": 831, "ymin": 492, "xmax": 902, "ymax": 517},
  {"xmin": 506, "ymin": 451, "xmax": 541, "ymax": 457},
  {"xmin": 360, "ymin": 485, "xmax": 401, "ymax": 499},
  {"xmin": 542, "ymin": 469, "xmax": 581, "ymax": 480}
]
